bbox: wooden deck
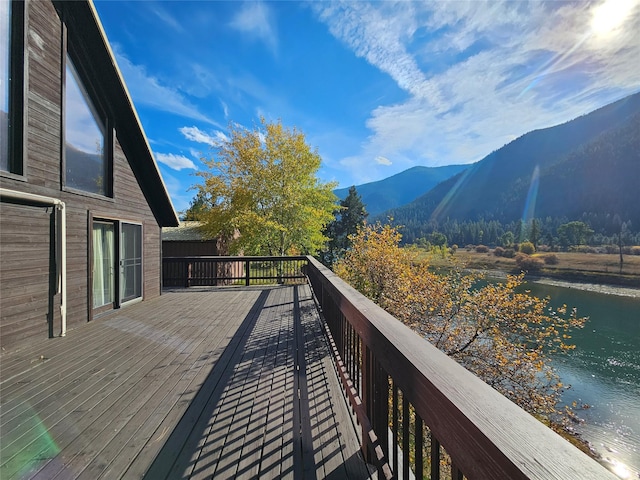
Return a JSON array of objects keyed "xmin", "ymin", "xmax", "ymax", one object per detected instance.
[{"xmin": 0, "ymin": 285, "xmax": 374, "ymax": 479}]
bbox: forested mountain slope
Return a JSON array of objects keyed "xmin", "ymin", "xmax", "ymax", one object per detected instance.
[
  {"xmin": 380, "ymin": 92, "xmax": 640, "ymax": 236},
  {"xmin": 334, "ymin": 164, "xmax": 467, "ymax": 216}
]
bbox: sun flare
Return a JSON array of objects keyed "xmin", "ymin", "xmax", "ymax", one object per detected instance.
[
  {"xmin": 611, "ymin": 461, "xmax": 631, "ymax": 479},
  {"xmin": 590, "ymin": 0, "xmax": 638, "ymax": 36}
]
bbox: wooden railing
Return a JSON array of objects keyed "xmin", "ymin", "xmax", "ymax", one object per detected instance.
[
  {"xmin": 303, "ymin": 256, "xmax": 618, "ymax": 480},
  {"xmin": 162, "ymin": 256, "xmax": 308, "ymax": 287}
]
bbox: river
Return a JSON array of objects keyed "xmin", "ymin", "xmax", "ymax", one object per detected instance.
[{"xmin": 521, "ymin": 280, "xmax": 640, "ymax": 479}]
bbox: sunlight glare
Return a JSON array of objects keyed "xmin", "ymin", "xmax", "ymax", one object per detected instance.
[
  {"xmin": 590, "ymin": 0, "xmax": 637, "ymax": 37},
  {"xmin": 612, "ymin": 462, "xmax": 631, "ymax": 479},
  {"xmin": 606, "ymin": 457, "xmax": 634, "ymax": 479}
]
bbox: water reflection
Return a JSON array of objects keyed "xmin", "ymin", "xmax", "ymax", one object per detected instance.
[{"xmin": 522, "ymin": 281, "xmax": 640, "ymax": 477}]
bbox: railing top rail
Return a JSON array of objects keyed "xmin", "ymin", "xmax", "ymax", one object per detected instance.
[
  {"xmin": 163, "ymin": 255, "xmax": 308, "ymax": 262},
  {"xmin": 304, "ymin": 256, "xmax": 617, "ymax": 480}
]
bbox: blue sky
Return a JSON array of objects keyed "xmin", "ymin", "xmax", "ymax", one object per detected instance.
[{"xmin": 93, "ymin": 0, "xmax": 640, "ymax": 214}]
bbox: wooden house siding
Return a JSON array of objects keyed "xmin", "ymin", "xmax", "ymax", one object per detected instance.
[
  {"xmin": 0, "ymin": 0, "xmax": 177, "ymax": 350},
  {"xmin": 0, "ymin": 203, "xmax": 53, "ymax": 347}
]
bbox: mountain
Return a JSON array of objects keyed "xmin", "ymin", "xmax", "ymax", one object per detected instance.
[
  {"xmin": 335, "ymin": 164, "xmax": 468, "ymax": 216},
  {"xmin": 380, "ymin": 92, "xmax": 640, "ymax": 233}
]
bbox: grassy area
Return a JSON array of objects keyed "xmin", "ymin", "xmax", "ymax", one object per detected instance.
[{"xmin": 424, "ymin": 249, "xmax": 640, "ymax": 287}]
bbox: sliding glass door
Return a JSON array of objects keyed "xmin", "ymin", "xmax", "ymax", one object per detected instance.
[{"xmin": 92, "ymin": 220, "xmax": 142, "ymax": 312}]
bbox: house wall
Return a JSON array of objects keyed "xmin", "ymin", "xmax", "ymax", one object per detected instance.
[
  {"xmin": 0, "ymin": 203, "xmax": 54, "ymax": 346},
  {"xmin": 0, "ymin": 1, "xmax": 163, "ymax": 349}
]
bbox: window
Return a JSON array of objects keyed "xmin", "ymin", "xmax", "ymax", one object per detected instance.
[
  {"xmin": 0, "ymin": 0, "xmax": 24, "ymax": 175},
  {"xmin": 65, "ymin": 54, "xmax": 109, "ymax": 195}
]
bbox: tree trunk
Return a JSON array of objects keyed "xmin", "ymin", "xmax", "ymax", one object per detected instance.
[{"xmin": 619, "ymin": 234, "xmax": 624, "ymax": 274}]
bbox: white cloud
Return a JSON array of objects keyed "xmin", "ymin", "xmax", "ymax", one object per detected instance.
[
  {"xmin": 181, "ymin": 63, "xmax": 223, "ymax": 99},
  {"xmin": 148, "ymin": 4, "xmax": 184, "ymax": 33},
  {"xmin": 229, "ymin": 2, "xmax": 278, "ymax": 54},
  {"xmin": 220, "ymin": 99, "xmax": 229, "ymax": 119},
  {"xmin": 313, "ymin": 0, "xmax": 640, "ymax": 185},
  {"xmin": 180, "ymin": 126, "xmax": 228, "ymax": 146},
  {"xmin": 190, "ymin": 148, "xmax": 203, "ymax": 160},
  {"xmin": 314, "ymin": 2, "xmax": 443, "ymax": 109},
  {"xmin": 156, "ymin": 153, "xmax": 197, "ymax": 171},
  {"xmin": 113, "ymin": 47, "xmax": 218, "ymax": 125},
  {"xmin": 375, "ymin": 156, "xmax": 392, "ymax": 166},
  {"xmin": 255, "ymin": 106, "xmax": 267, "ymax": 120}
]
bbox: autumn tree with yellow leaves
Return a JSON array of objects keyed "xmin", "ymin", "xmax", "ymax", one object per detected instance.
[
  {"xmin": 193, "ymin": 118, "xmax": 337, "ymax": 256},
  {"xmin": 334, "ymin": 223, "xmax": 587, "ymax": 428}
]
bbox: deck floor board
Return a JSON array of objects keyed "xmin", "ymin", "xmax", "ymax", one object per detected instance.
[{"xmin": 1, "ymin": 285, "xmax": 374, "ymax": 479}]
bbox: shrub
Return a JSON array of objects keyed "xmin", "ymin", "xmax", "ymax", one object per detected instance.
[
  {"xmin": 450, "ymin": 244, "xmax": 458, "ymax": 254},
  {"xmin": 630, "ymin": 246, "xmax": 640, "ymax": 256},
  {"xmin": 502, "ymin": 248, "xmax": 516, "ymax": 258},
  {"xmin": 335, "ymin": 222, "xmax": 588, "ymax": 435},
  {"xmin": 493, "ymin": 246, "xmax": 505, "ymax": 257},
  {"xmin": 475, "ymin": 245, "xmax": 490, "ymax": 253},
  {"xmin": 570, "ymin": 245, "xmax": 598, "ymax": 254},
  {"xmin": 543, "ymin": 254, "xmax": 559, "ymax": 265},
  {"xmin": 515, "ymin": 253, "xmax": 544, "ymax": 272},
  {"xmin": 604, "ymin": 245, "xmax": 618, "ymax": 254},
  {"xmin": 519, "ymin": 241, "xmax": 536, "ymax": 255}
]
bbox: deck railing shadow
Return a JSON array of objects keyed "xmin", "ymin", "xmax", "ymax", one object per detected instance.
[
  {"xmin": 144, "ymin": 284, "xmax": 353, "ymax": 479},
  {"xmin": 142, "ymin": 289, "xmax": 272, "ymax": 479}
]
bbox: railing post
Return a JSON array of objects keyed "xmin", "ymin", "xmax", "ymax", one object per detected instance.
[
  {"xmin": 392, "ymin": 382, "xmax": 399, "ymax": 476},
  {"xmin": 451, "ymin": 463, "xmax": 464, "ymax": 480},
  {"xmin": 415, "ymin": 415, "xmax": 423, "ymax": 480},
  {"xmin": 245, "ymin": 259, "xmax": 250, "ymax": 286},
  {"xmin": 183, "ymin": 260, "xmax": 190, "ymax": 288},
  {"xmin": 374, "ymin": 360, "xmax": 389, "ymax": 476},
  {"xmin": 430, "ymin": 436, "xmax": 440, "ymax": 480},
  {"xmin": 277, "ymin": 258, "xmax": 283, "ymax": 284},
  {"xmin": 362, "ymin": 345, "xmax": 372, "ymax": 462}
]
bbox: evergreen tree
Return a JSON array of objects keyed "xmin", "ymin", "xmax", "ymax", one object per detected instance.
[
  {"xmin": 182, "ymin": 191, "xmax": 211, "ymax": 221},
  {"xmin": 530, "ymin": 218, "xmax": 540, "ymax": 247},
  {"xmin": 320, "ymin": 186, "xmax": 367, "ymax": 266}
]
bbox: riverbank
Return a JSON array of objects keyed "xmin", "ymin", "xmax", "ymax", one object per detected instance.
[
  {"xmin": 471, "ymin": 268, "xmax": 640, "ymax": 298},
  {"xmin": 427, "ymin": 249, "xmax": 640, "ymax": 295},
  {"xmin": 529, "ymin": 276, "xmax": 640, "ymax": 298}
]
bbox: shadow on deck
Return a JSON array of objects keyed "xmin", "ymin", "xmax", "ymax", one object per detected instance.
[{"xmin": 0, "ymin": 285, "xmax": 374, "ymax": 479}]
